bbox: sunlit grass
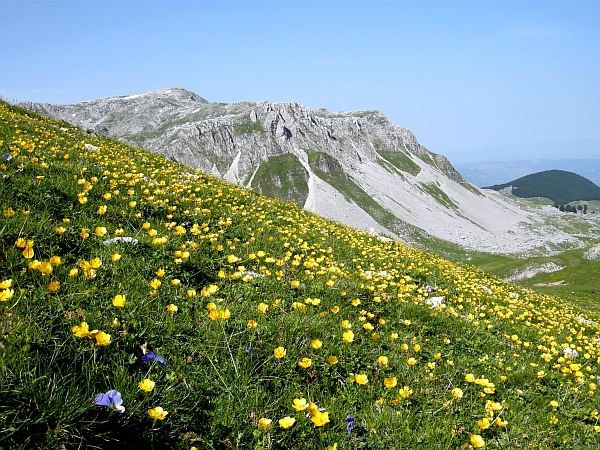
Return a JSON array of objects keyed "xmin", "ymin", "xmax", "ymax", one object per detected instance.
[{"xmin": 2, "ymin": 101, "xmax": 600, "ymax": 449}]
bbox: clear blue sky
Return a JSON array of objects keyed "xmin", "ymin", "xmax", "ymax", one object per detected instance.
[{"xmin": 1, "ymin": 0, "xmax": 598, "ymax": 164}]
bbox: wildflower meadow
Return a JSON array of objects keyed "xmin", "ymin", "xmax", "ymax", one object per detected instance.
[{"xmin": 2, "ymin": 101, "xmax": 600, "ymax": 449}]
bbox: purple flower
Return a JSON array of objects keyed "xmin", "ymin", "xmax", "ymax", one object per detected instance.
[
  {"xmin": 94, "ymin": 389, "xmax": 125, "ymax": 413},
  {"xmin": 425, "ymin": 285, "xmax": 434, "ymax": 293},
  {"xmin": 345, "ymin": 416, "xmax": 355, "ymax": 434},
  {"xmin": 244, "ymin": 346, "xmax": 252, "ymax": 356},
  {"xmin": 3, "ymin": 153, "xmax": 12, "ymax": 161},
  {"xmin": 141, "ymin": 351, "xmax": 167, "ymax": 368}
]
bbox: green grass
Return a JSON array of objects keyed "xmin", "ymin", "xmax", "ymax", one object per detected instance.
[
  {"xmin": 377, "ymin": 150, "xmax": 421, "ymax": 177},
  {"xmin": 250, "ymin": 153, "xmax": 309, "ymax": 206},
  {"xmin": 234, "ymin": 118, "xmax": 264, "ymax": 135},
  {"xmin": 3, "ymin": 101, "xmax": 600, "ymax": 449}
]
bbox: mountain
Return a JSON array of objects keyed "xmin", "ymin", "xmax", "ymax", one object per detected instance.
[
  {"xmin": 19, "ymin": 88, "xmax": 583, "ymax": 256},
  {"xmin": 456, "ymin": 159, "xmax": 600, "ymax": 188},
  {"xmin": 484, "ymin": 169, "xmax": 600, "ymax": 205}
]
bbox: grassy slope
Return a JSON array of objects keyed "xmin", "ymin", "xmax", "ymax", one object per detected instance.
[{"xmin": 2, "ymin": 102, "xmax": 600, "ymax": 449}]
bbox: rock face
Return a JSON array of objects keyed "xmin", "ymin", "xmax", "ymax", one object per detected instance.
[{"xmin": 20, "ymin": 87, "xmax": 584, "ymax": 255}]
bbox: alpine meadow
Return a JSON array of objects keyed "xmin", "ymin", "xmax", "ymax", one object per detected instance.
[{"xmin": 4, "ymin": 100, "xmax": 600, "ymax": 450}]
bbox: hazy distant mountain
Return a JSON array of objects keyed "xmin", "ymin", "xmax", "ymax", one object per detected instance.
[
  {"xmin": 19, "ymin": 88, "xmax": 585, "ymax": 255},
  {"xmin": 484, "ymin": 170, "xmax": 600, "ymax": 205},
  {"xmin": 456, "ymin": 159, "xmax": 600, "ymax": 187}
]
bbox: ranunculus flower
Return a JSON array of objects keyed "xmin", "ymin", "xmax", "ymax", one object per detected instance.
[
  {"xmin": 166, "ymin": 303, "xmax": 178, "ymax": 314},
  {"xmin": 383, "ymin": 377, "xmax": 397, "ymax": 388},
  {"xmin": 292, "ymin": 398, "xmax": 308, "ymax": 411},
  {"xmin": 279, "ymin": 416, "xmax": 295, "ymax": 429},
  {"xmin": 298, "ymin": 357, "xmax": 312, "ymax": 368},
  {"xmin": 311, "ymin": 410, "xmax": 330, "ymax": 427},
  {"xmin": 470, "ymin": 434, "xmax": 485, "ymax": 448},
  {"xmin": 354, "ymin": 374, "xmax": 368, "ymax": 385},
  {"xmin": 257, "ymin": 418, "xmax": 272, "ymax": 430},
  {"xmin": 113, "ymin": 295, "xmax": 126, "ymax": 308},
  {"xmin": 138, "ymin": 378, "xmax": 155, "ymax": 392},
  {"xmin": 274, "ymin": 347, "xmax": 286, "ymax": 359},
  {"xmin": 95, "ymin": 331, "xmax": 111, "ymax": 346},
  {"xmin": 148, "ymin": 406, "xmax": 168, "ymax": 420}
]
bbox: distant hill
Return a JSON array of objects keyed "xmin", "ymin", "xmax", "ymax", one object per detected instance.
[
  {"xmin": 456, "ymin": 159, "xmax": 600, "ymax": 188},
  {"xmin": 484, "ymin": 169, "xmax": 600, "ymax": 204}
]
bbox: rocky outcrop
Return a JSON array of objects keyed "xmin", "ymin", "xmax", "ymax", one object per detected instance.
[{"xmin": 20, "ymin": 88, "xmax": 585, "ymax": 255}]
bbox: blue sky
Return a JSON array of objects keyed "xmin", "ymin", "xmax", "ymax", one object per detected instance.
[{"xmin": 1, "ymin": 0, "xmax": 598, "ymax": 164}]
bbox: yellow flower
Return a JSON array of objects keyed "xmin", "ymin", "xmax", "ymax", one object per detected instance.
[
  {"xmin": 290, "ymin": 280, "xmax": 300, "ymax": 289},
  {"xmin": 80, "ymin": 228, "xmax": 90, "ymax": 239},
  {"xmin": 0, "ymin": 279, "xmax": 12, "ymax": 289},
  {"xmin": 292, "ymin": 398, "xmax": 308, "ymax": 411},
  {"xmin": 0, "ymin": 288, "xmax": 15, "ymax": 301},
  {"xmin": 15, "ymin": 238, "xmax": 27, "ymax": 248},
  {"xmin": 49, "ymin": 256, "xmax": 62, "ymax": 266},
  {"xmin": 187, "ymin": 289, "xmax": 196, "ymax": 297},
  {"xmin": 307, "ymin": 403, "xmax": 319, "ymax": 416},
  {"xmin": 495, "ymin": 417, "xmax": 508, "ymax": 427},
  {"xmin": 257, "ymin": 303, "xmax": 269, "ymax": 313},
  {"xmin": 278, "ymin": 416, "xmax": 295, "ymax": 429},
  {"xmin": 274, "ymin": 347, "xmax": 286, "ymax": 359},
  {"xmin": 72, "ymin": 322, "xmax": 90, "ymax": 338},
  {"xmin": 55, "ymin": 226, "xmax": 66, "ymax": 234},
  {"xmin": 38, "ymin": 262, "xmax": 53, "ymax": 276},
  {"xmin": 298, "ymin": 357, "xmax": 312, "ymax": 368},
  {"xmin": 327, "ymin": 355, "xmax": 339, "ymax": 365},
  {"xmin": 398, "ymin": 385, "xmax": 413, "ymax": 398},
  {"xmin": 167, "ymin": 304, "xmax": 178, "ymax": 314},
  {"xmin": 451, "ymin": 388, "xmax": 463, "ymax": 399},
  {"xmin": 47, "ymin": 281, "xmax": 60, "ymax": 293},
  {"xmin": 22, "ymin": 244, "xmax": 34, "ymax": 259},
  {"xmin": 341, "ymin": 320, "xmax": 352, "ymax": 329},
  {"xmin": 550, "ymin": 415, "xmax": 558, "ymax": 425},
  {"xmin": 149, "ymin": 279, "xmax": 161, "ymax": 289},
  {"xmin": 156, "ymin": 268, "xmax": 165, "ymax": 277},
  {"xmin": 477, "ymin": 418, "xmax": 491, "ymax": 430},
  {"xmin": 208, "ymin": 309, "xmax": 220, "ymax": 321},
  {"xmin": 550, "ymin": 400, "xmax": 559, "ymax": 408},
  {"xmin": 470, "ymin": 434, "xmax": 485, "ymax": 448},
  {"xmin": 139, "ymin": 378, "xmax": 155, "ymax": 392},
  {"xmin": 311, "ymin": 339, "xmax": 323, "ymax": 350},
  {"xmin": 148, "ymin": 406, "xmax": 168, "ymax": 420},
  {"xmin": 377, "ymin": 356, "xmax": 389, "ymax": 366},
  {"xmin": 227, "ymin": 255, "xmax": 239, "ymax": 263},
  {"xmin": 97, "ymin": 205, "xmax": 107, "ymax": 215},
  {"xmin": 247, "ymin": 319, "xmax": 258, "ymax": 329},
  {"xmin": 354, "ymin": 374, "xmax": 368, "ymax": 385},
  {"xmin": 311, "ymin": 410, "xmax": 330, "ymax": 427},
  {"xmin": 95, "ymin": 227, "xmax": 107, "ymax": 237},
  {"xmin": 68, "ymin": 268, "xmax": 79, "ymax": 277},
  {"xmin": 95, "ymin": 331, "xmax": 111, "ymax": 346},
  {"xmin": 258, "ymin": 418, "xmax": 272, "ymax": 430},
  {"xmin": 171, "ymin": 279, "xmax": 181, "ymax": 286},
  {"xmin": 384, "ymin": 377, "xmax": 398, "ymax": 388},
  {"xmin": 407, "ymin": 357, "xmax": 418, "ymax": 366},
  {"xmin": 331, "ymin": 306, "xmax": 340, "ymax": 314},
  {"xmin": 111, "ymin": 253, "xmax": 121, "ymax": 262},
  {"xmin": 465, "ymin": 373, "xmax": 475, "ymax": 383},
  {"xmin": 342, "ymin": 330, "xmax": 354, "ymax": 343},
  {"xmin": 113, "ymin": 295, "xmax": 126, "ymax": 308}
]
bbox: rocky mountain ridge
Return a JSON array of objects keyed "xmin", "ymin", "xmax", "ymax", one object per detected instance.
[{"xmin": 20, "ymin": 88, "xmax": 590, "ymax": 256}]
